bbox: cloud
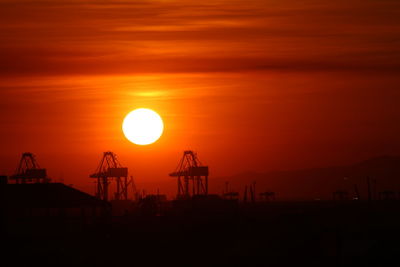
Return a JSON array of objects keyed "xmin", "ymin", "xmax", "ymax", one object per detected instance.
[{"xmin": 0, "ymin": 0, "xmax": 399, "ymax": 76}]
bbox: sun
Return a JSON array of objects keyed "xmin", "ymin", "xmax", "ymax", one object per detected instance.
[{"xmin": 122, "ymin": 108, "xmax": 164, "ymax": 145}]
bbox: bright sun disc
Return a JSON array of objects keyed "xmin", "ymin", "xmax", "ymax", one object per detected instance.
[{"xmin": 122, "ymin": 108, "xmax": 164, "ymax": 145}]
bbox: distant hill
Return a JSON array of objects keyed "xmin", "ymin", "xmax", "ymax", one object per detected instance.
[{"xmin": 211, "ymin": 156, "xmax": 400, "ymax": 201}]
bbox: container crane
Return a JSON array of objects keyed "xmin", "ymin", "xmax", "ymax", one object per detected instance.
[
  {"xmin": 90, "ymin": 151, "xmax": 131, "ymax": 201},
  {"xmin": 169, "ymin": 150, "xmax": 209, "ymax": 199},
  {"xmin": 10, "ymin": 152, "xmax": 49, "ymax": 184}
]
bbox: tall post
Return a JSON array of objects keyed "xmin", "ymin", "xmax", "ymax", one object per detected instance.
[
  {"xmin": 116, "ymin": 177, "xmax": 121, "ymax": 200},
  {"xmin": 205, "ymin": 176, "xmax": 208, "ymax": 195},
  {"xmin": 178, "ymin": 176, "xmax": 182, "ymax": 196},
  {"xmin": 184, "ymin": 176, "xmax": 189, "ymax": 197},
  {"xmin": 124, "ymin": 176, "xmax": 128, "ymax": 200},
  {"xmin": 196, "ymin": 176, "xmax": 199, "ymax": 195},
  {"xmin": 192, "ymin": 175, "xmax": 195, "ymax": 196},
  {"xmin": 102, "ymin": 176, "xmax": 108, "ymax": 201},
  {"xmin": 97, "ymin": 177, "xmax": 101, "ymax": 199}
]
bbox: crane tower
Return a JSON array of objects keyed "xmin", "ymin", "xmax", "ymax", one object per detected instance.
[
  {"xmin": 90, "ymin": 151, "xmax": 131, "ymax": 201},
  {"xmin": 10, "ymin": 152, "xmax": 49, "ymax": 184},
  {"xmin": 169, "ymin": 150, "xmax": 209, "ymax": 199}
]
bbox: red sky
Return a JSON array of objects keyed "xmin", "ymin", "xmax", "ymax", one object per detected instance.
[{"xmin": 1, "ymin": 0, "xmax": 399, "ymax": 196}]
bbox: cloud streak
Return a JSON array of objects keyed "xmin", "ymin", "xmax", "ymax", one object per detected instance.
[{"xmin": 1, "ymin": 0, "xmax": 399, "ymax": 76}]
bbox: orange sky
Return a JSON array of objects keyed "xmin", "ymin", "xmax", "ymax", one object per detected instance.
[{"xmin": 1, "ymin": 0, "xmax": 399, "ymax": 196}]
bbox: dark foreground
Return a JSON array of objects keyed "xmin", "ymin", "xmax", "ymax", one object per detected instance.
[{"xmin": 3, "ymin": 200, "xmax": 400, "ymax": 267}]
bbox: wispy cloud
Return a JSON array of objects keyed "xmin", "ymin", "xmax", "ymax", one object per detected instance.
[{"xmin": 0, "ymin": 0, "xmax": 399, "ymax": 76}]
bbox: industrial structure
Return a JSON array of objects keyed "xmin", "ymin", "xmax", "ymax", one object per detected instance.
[
  {"xmin": 170, "ymin": 150, "xmax": 209, "ymax": 198},
  {"xmin": 90, "ymin": 151, "xmax": 132, "ymax": 201},
  {"xmin": 259, "ymin": 191, "xmax": 276, "ymax": 201},
  {"xmin": 243, "ymin": 183, "xmax": 256, "ymax": 203},
  {"xmin": 10, "ymin": 152, "xmax": 49, "ymax": 184},
  {"xmin": 224, "ymin": 191, "xmax": 239, "ymax": 200}
]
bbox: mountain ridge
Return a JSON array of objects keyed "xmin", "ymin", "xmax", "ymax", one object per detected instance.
[{"xmin": 211, "ymin": 155, "xmax": 400, "ymax": 200}]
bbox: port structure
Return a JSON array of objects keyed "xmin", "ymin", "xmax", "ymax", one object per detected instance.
[
  {"xmin": 90, "ymin": 151, "xmax": 131, "ymax": 201},
  {"xmin": 10, "ymin": 152, "xmax": 49, "ymax": 184},
  {"xmin": 169, "ymin": 150, "xmax": 209, "ymax": 198}
]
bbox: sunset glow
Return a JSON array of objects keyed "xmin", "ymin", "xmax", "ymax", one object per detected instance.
[{"xmin": 2, "ymin": 1, "xmax": 400, "ymax": 265}]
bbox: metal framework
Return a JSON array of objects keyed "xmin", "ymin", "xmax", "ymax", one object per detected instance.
[
  {"xmin": 243, "ymin": 183, "xmax": 256, "ymax": 203},
  {"xmin": 169, "ymin": 150, "xmax": 209, "ymax": 199},
  {"xmin": 259, "ymin": 191, "xmax": 276, "ymax": 201},
  {"xmin": 10, "ymin": 152, "xmax": 49, "ymax": 184},
  {"xmin": 90, "ymin": 151, "xmax": 131, "ymax": 201}
]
